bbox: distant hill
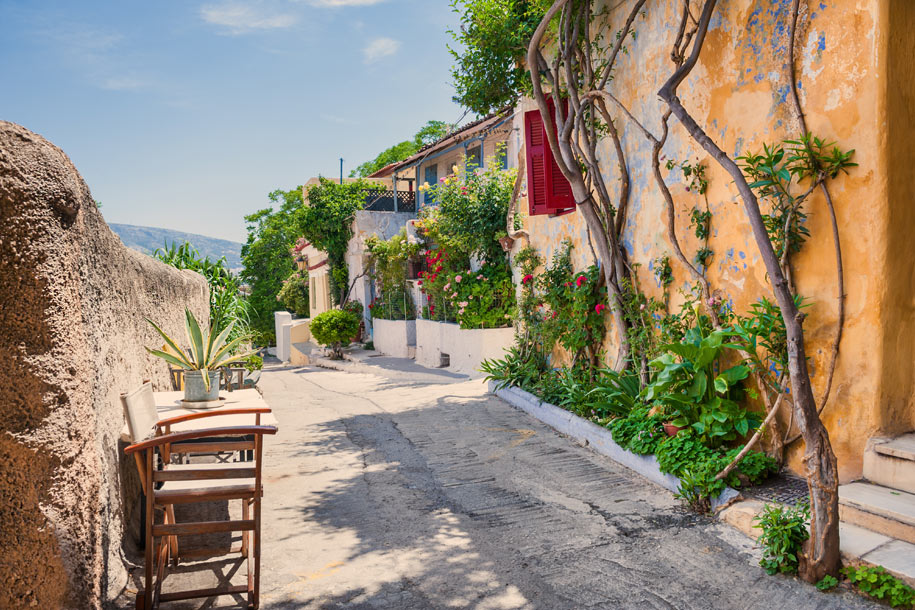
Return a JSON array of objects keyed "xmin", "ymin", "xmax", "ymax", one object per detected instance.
[{"xmin": 109, "ymin": 223, "xmax": 244, "ymax": 271}]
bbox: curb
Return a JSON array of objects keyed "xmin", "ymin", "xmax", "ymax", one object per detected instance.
[{"xmin": 487, "ymin": 381, "xmax": 740, "ymax": 511}]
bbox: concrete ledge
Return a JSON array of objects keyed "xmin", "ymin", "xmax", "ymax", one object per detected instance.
[{"xmin": 488, "ymin": 381, "xmax": 739, "ymax": 511}]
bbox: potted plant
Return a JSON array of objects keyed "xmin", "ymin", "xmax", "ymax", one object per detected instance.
[{"xmin": 146, "ymin": 308, "xmax": 254, "ymax": 403}]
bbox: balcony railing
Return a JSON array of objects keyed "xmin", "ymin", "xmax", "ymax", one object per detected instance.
[{"xmin": 361, "ymin": 189, "xmax": 416, "ymax": 213}]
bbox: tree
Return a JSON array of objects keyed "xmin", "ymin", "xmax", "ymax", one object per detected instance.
[
  {"xmin": 448, "ymin": 0, "xmax": 547, "ymax": 115},
  {"xmin": 350, "ymin": 120, "xmax": 452, "ymax": 177},
  {"xmin": 299, "ymin": 178, "xmax": 378, "ymax": 304},
  {"xmin": 240, "ymin": 188, "xmax": 302, "ymax": 342}
]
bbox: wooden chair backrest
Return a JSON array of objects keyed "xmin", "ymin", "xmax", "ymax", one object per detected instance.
[{"xmin": 121, "ymin": 380, "xmax": 158, "ymax": 443}]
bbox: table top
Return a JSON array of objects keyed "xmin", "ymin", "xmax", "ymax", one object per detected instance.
[{"xmin": 120, "ymin": 388, "xmax": 278, "ymax": 442}]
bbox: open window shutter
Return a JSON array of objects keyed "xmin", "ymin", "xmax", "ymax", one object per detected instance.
[
  {"xmin": 524, "ymin": 109, "xmax": 550, "ymax": 216},
  {"xmin": 525, "ymin": 100, "xmax": 575, "ymax": 216},
  {"xmin": 543, "ymin": 98, "xmax": 575, "ymax": 213}
]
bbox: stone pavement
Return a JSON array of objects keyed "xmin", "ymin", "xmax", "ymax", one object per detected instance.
[{"xmin": 119, "ymin": 359, "xmax": 879, "ymax": 609}]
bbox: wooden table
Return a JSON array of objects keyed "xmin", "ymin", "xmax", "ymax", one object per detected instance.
[
  {"xmin": 153, "ymin": 388, "xmax": 278, "ymax": 431},
  {"xmin": 120, "ymin": 389, "xmax": 278, "ymax": 442}
]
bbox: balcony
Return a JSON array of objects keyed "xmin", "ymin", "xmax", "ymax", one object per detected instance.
[{"xmin": 361, "ymin": 189, "xmax": 416, "ymax": 213}]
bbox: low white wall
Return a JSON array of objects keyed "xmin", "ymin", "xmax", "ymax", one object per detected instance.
[
  {"xmin": 275, "ymin": 311, "xmax": 292, "ymax": 362},
  {"xmin": 415, "ymin": 319, "xmax": 515, "ymax": 376},
  {"xmin": 372, "ymin": 318, "xmax": 416, "ymax": 359}
]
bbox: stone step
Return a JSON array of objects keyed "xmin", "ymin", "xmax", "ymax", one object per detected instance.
[
  {"xmin": 839, "ymin": 482, "xmax": 915, "ymax": 545},
  {"xmin": 875, "ymin": 433, "xmax": 915, "ymax": 461},
  {"xmin": 864, "ymin": 434, "xmax": 915, "ymax": 495}
]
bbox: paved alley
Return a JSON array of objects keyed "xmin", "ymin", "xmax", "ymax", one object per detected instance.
[{"xmin": 244, "ymin": 359, "xmax": 876, "ymax": 610}]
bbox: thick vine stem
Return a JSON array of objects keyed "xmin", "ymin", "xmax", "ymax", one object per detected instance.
[
  {"xmin": 658, "ymin": 0, "xmax": 839, "ymax": 581},
  {"xmin": 527, "ymin": 0, "xmax": 647, "ymax": 370},
  {"xmin": 783, "ymin": 0, "xmax": 846, "ymax": 439}
]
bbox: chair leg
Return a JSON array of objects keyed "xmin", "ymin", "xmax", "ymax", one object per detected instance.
[
  {"xmin": 143, "ymin": 452, "xmax": 154, "ymax": 610},
  {"xmin": 165, "ymin": 505, "xmax": 179, "ymax": 567},
  {"xmin": 254, "ymin": 493, "xmax": 262, "ymax": 609},
  {"xmin": 242, "ymin": 498, "xmax": 250, "ymax": 557}
]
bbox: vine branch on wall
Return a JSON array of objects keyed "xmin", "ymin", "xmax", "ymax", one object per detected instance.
[{"xmin": 656, "ymin": 0, "xmax": 840, "ymax": 582}]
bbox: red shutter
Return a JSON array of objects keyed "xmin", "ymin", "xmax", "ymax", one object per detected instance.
[
  {"xmin": 525, "ymin": 98, "xmax": 575, "ymax": 216},
  {"xmin": 525, "ymin": 109, "xmax": 549, "ymax": 216}
]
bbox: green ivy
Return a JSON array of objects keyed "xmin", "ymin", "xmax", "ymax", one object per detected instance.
[
  {"xmin": 843, "ymin": 566, "xmax": 915, "ymax": 608},
  {"xmin": 300, "ymin": 178, "xmax": 382, "ymax": 306}
]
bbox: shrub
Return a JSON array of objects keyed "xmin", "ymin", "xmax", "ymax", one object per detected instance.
[
  {"xmin": 753, "ymin": 502, "xmax": 810, "ymax": 575},
  {"xmin": 310, "ymin": 309, "xmax": 361, "ymax": 359}
]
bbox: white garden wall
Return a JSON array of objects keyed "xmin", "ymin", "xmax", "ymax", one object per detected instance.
[
  {"xmin": 372, "ymin": 318, "xmax": 416, "ymax": 359},
  {"xmin": 415, "ymin": 319, "xmax": 514, "ymax": 377}
]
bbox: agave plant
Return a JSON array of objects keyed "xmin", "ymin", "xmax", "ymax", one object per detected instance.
[{"xmin": 146, "ymin": 308, "xmax": 254, "ymax": 391}]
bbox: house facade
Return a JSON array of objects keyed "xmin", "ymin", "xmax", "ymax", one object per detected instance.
[{"xmin": 502, "ymin": 0, "xmax": 915, "ymax": 487}]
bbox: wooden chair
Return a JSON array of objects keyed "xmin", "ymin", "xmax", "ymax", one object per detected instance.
[
  {"xmin": 120, "ymin": 383, "xmax": 272, "ymax": 576},
  {"xmin": 125, "ymin": 425, "xmax": 276, "ymax": 609}
]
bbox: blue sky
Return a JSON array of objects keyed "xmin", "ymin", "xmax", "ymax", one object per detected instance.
[{"xmin": 0, "ymin": 0, "xmax": 465, "ymax": 242}]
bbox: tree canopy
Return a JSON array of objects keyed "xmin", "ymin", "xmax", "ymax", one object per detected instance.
[
  {"xmin": 448, "ymin": 0, "xmax": 547, "ymax": 116},
  {"xmin": 240, "ymin": 187, "xmax": 302, "ymax": 341},
  {"xmin": 350, "ymin": 120, "xmax": 452, "ymax": 177}
]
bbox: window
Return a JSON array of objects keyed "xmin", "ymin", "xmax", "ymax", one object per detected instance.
[
  {"xmin": 424, "ymin": 163, "xmax": 438, "ymax": 205},
  {"xmin": 465, "ymin": 143, "xmax": 482, "ymax": 169},
  {"xmin": 524, "ymin": 98, "xmax": 574, "ymax": 216}
]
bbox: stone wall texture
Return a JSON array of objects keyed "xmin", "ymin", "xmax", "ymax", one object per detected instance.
[
  {"xmin": 0, "ymin": 121, "xmax": 209, "ymax": 609},
  {"xmin": 507, "ymin": 0, "xmax": 914, "ymax": 481}
]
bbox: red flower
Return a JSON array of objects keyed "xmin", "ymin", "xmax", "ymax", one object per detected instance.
[
  {"xmin": 522, "ymin": 274, "xmax": 534, "ymax": 284},
  {"xmin": 575, "ymin": 275, "xmax": 587, "ymax": 288},
  {"xmin": 436, "ymin": 265, "xmax": 443, "ymax": 272},
  {"xmin": 595, "ymin": 304, "xmax": 607, "ymax": 314},
  {"xmin": 564, "ymin": 281, "xmax": 572, "ymax": 287},
  {"xmin": 417, "ymin": 280, "xmax": 423, "ymax": 286}
]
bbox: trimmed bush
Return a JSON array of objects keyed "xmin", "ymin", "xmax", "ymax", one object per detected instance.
[{"xmin": 310, "ymin": 309, "xmax": 360, "ymax": 359}]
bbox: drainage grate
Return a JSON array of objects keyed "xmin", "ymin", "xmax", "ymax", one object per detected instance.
[{"xmin": 746, "ymin": 473, "xmax": 810, "ymax": 506}]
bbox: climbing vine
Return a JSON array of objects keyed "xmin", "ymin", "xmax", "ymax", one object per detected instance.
[{"xmin": 517, "ymin": 0, "xmax": 857, "ymax": 583}]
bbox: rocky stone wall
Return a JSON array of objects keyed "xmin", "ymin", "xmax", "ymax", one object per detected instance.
[{"xmin": 0, "ymin": 121, "xmax": 209, "ymax": 609}]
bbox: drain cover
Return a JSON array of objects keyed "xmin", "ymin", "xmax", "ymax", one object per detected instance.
[{"xmin": 747, "ymin": 473, "xmax": 810, "ymax": 506}]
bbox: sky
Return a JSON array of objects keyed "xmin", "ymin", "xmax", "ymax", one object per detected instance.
[{"xmin": 0, "ymin": 0, "xmax": 466, "ymax": 242}]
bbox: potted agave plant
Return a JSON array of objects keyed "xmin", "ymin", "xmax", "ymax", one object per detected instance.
[{"xmin": 146, "ymin": 308, "xmax": 254, "ymax": 403}]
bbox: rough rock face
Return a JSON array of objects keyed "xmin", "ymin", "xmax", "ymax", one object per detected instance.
[{"xmin": 0, "ymin": 121, "xmax": 209, "ymax": 609}]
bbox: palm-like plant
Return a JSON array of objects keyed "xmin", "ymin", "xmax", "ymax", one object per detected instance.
[{"xmin": 146, "ymin": 308, "xmax": 254, "ymax": 391}]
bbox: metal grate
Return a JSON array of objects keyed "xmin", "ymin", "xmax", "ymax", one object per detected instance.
[{"xmin": 746, "ymin": 473, "xmax": 810, "ymax": 506}]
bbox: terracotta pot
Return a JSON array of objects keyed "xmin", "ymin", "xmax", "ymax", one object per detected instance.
[
  {"xmin": 663, "ymin": 422, "xmax": 687, "ymax": 437},
  {"xmin": 498, "ymin": 234, "xmax": 515, "ymax": 252}
]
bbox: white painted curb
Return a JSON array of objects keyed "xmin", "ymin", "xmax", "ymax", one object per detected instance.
[{"xmin": 488, "ymin": 381, "xmax": 739, "ymax": 510}]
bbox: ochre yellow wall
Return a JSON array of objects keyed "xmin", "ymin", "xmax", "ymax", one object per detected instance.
[{"xmin": 512, "ymin": 0, "xmax": 910, "ymax": 481}]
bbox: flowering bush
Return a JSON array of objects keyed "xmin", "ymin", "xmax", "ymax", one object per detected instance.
[
  {"xmin": 515, "ymin": 241, "xmax": 608, "ymax": 367},
  {"xmin": 419, "ymin": 155, "xmax": 516, "ymax": 264}
]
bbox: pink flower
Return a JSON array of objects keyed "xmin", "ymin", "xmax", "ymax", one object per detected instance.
[
  {"xmin": 455, "ymin": 275, "xmax": 462, "ymax": 283},
  {"xmin": 477, "ymin": 274, "xmax": 484, "ymax": 280},
  {"xmin": 439, "ymin": 177, "xmax": 446, "ymax": 183},
  {"xmin": 576, "ymin": 275, "xmax": 586, "ymax": 288},
  {"xmin": 522, "ymin": 274, "xmax": 534, "ymax": 284},
  {"xmin": 443, "ymin": 282, "xmax": 451, "ymax": 291},
  {"xmin": 459, "ymin": 301, "xmax": 469, "ymax": 308},
  {"xmin": 595, "ymin": 304, "xmax": 607, "ymax": 314}
]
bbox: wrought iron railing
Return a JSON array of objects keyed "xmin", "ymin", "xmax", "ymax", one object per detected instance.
[{"xmin": 361, "ymin": 189, "xmax": 416, "ymax": 213}]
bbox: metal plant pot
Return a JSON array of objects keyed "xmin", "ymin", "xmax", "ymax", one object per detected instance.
[{"xmin": 183, "ymin": 370, "xmax": 221, "ymax": 402}]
